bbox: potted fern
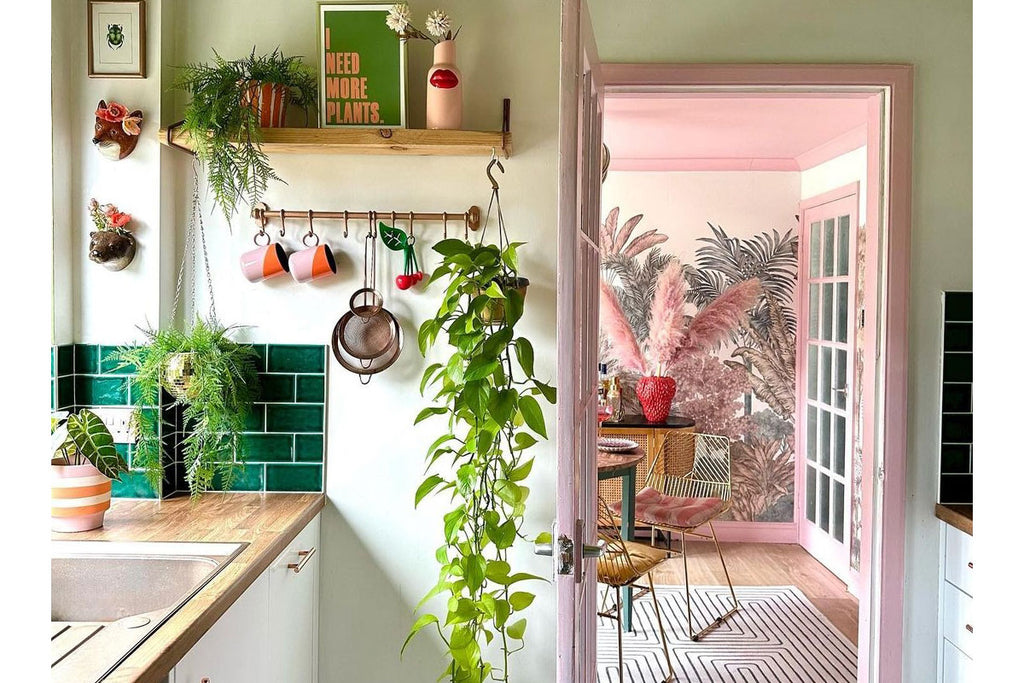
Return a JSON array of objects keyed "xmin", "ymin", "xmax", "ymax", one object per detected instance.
[
  {"xmin": 173, "ymin": 48, "xmax": 318, "ymax": 220},
  {"xmin": 112, "ymin": 317, "xmax": 259, "ymax": 498},
  {"xmin": 51, "ymin": 410, "xmax": 127, "ymax": 532}
]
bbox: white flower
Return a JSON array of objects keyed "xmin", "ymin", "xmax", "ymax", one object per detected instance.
[
  {"xmin": 386, "ymin": 3, "xmax": 411, "ymax": 32},
  {"xmin": 425, "ymin": 9, "xmax": 451, "ymax": 39}
]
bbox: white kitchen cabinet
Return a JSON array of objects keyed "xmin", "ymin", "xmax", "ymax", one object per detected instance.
[
  {"xmin": 269, "ymin": 513, "xmax": 320, "ymax": 683},
  {"xmin": 937, "ymin": 522, "xmax": 974, "ymax": 682},
  {"xmin": 172, "ymin": 513, "xmax": 321, "ymax": 683}
]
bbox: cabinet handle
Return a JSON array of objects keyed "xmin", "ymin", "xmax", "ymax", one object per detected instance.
[
  {"xmin": 287, "ymin": 547, "xmax": 317, "ymax": 574},
  {"xmin": 967, "ymin": 561, "xmax": 973, "ymax": 569},
  {"xmin": 965, "ymin": 624, "xmax": 973, "ymax": 634}
]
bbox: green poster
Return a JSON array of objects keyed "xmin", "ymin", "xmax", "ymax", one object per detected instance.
[{"xmin": 319, "ymin": 4, "xmax": 407, "ymax": 127}]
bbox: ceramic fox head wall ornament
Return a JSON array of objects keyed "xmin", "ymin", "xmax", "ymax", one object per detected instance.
[{"xmin": 92, "ymin": 100, "xmax": 143, "ymax": 160}]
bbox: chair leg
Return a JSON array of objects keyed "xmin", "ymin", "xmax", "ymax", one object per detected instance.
[
  {"xmin": 647, "ymin": 574, "xmax": 675, "ymax": 682},
  {"xmin": 615, "ymin": 585, "xmax": 624, "ymax": 683},
  {"xmin": 678, "ymin": 529, "xmax": 696, "ymax": 641},
  {"xmin": 681, "ymin": 521, "xmax": 742, "ymax": 641},
  {"xmin": 709, "ymin": 520, "xmax": 741, "ymax": 618}
]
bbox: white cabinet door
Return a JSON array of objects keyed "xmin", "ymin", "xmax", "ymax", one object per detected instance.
[
  {"xmin": 173, "ymin": 572, "xmax": 270, "ymax": 683},
  {"xmin": 942, "ymin": 639, "xmax": 974, "ymax": 683},
  {"xmin": 268, "ymin": 514, "xmax": 321, "ymax": 683}
]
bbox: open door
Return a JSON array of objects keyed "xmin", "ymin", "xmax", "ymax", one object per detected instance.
[{"xmin": 549, "ymin": 1, "xmax": 603, "ymax": 681}]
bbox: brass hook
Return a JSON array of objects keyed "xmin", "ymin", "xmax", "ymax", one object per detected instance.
[
  {"xmin": 486, "ymin": 149, "xmax": 504, "ymax": 190},
  {"xmin": 307, "ymin": 209, "xmax": 315, "ymax": 237},
  {"xmin": 408, "ymin": 211, "xmax": 415, "ymax": 240},
  {"xmin": 279, "ymin": 209, "xmax": 287, "ymax": 237},
  {"xmin": 442, "ymin": 211, "xmax": 448, "ymax": 239},
  {"xmin": 343, "ymin": 210, "xmax": 349, "ymax": 238}
]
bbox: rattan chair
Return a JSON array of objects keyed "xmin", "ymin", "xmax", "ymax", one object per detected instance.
[
  {"xmin": 612, "ymin": 432, "xmax": 740, "ymax": 641},
  {"xmin": 596, "ymin": 495, "xmax": 675, "ymax": 683}
]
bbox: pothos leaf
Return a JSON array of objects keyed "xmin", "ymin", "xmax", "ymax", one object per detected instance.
[
  {"xmin": 415, "ymin": 474, "xmax": 446, "ymax": 507},
  {"xmin": 379, "ymin": 222, "xmax": 408, "ymax": 251},
  {"xmin": 517, "ymin": 395, "xmax": 547, "ymax": 439}
]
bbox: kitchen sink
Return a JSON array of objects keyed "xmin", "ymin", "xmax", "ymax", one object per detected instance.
[{"xmin": 51, "ymin": 541, "xmax": 246, "ymax": 682}]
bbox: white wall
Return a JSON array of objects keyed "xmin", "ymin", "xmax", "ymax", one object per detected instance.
[
  {"xmin": 165, "ymin": 2, "xmax": 561, "ymax": 681},
  {"xmin": 589, "ymin": 0, "xmax": 972, "ymax": 678},
  {"xmin": 801, "ymin": 146, "xmax": 869, "ymax": 220}
]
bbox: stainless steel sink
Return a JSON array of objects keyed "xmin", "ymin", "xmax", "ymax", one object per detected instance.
[{"xmin": 51, "ymin": 541, "xmax": 246, "ymax": 682}]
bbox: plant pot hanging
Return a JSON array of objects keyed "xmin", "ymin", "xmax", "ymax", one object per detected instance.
[{"xmin": 477, "ymin": 153, "xmax": 528, "ymax": 324}]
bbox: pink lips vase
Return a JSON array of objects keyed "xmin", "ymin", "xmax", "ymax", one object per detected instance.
[
  {"xmin": 635, "ymin": 376, "xmax": 677, "ymax": 424},
  {"xmin": 426, "ymin": 40, "xmax": 462, "ymax": 130}
]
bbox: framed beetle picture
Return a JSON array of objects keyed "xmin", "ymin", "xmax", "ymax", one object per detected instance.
[
  {"xmin": 88, "ymin": 0, "xmax": 146, "ymax": 78},
  {"xmin": 318, "ymin": 3, "xmax": 407, "ymax": 127}
]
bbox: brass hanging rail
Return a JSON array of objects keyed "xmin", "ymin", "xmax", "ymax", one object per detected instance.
[{"xmin": 251, "ymin": 203, "xmax": 481, "ymax": 234}]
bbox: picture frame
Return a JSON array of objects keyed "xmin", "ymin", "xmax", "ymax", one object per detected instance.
[
  {"xmin": 88, "ymin": 0, "xmax": 146, "ymax": 78},
  {"xmin": 318, "ymin": 3, "xmax": 407, "ymax": 128}
]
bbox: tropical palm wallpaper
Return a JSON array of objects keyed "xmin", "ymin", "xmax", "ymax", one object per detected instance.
[{"xmin": 600, "ymin": 207, "xmax": 799, "ymax": 522}]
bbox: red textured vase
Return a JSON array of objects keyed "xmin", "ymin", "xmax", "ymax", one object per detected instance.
[{"xmin": 635, "ymin": 376, "xmax": 677, "ymax": 423}]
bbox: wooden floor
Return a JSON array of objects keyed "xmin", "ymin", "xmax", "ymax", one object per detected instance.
[{"xmin": 647, "ymin": 540, "xmax": 859, "ymax": 645}]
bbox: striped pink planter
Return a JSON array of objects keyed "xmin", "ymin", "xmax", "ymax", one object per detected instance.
[
  {"xmin": 241, "ymin": 82, "xmax": 291, "ymax": 128},
  {"xmin": 51, "ymin": 461, "xmax": 112, "ymax": 533}
]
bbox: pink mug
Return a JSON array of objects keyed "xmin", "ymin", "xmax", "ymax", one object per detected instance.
[
  {"xmin": 289, "ymin": 241, "xmax": 337, "ymax": 283},
  {"xmin": 240, "ymin": 242, "xmax": 290, "ymax": 282}
]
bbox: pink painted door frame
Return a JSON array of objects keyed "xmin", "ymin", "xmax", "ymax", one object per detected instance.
[
  {"xmin": 555, "ymin": 1, "xmax": 603, "ymax": 681},
  {"xmin": 601, "ymin": 64, "xmax": 913, "ymax": 683}
]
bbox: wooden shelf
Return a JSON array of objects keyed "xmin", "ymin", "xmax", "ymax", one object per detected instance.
[{"xmin": 158, "ymin": 126, "xmax": 512, "ymax": 158}]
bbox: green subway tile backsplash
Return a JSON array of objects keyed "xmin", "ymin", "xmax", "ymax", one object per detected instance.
[
  {"xmin": 296, "ymin": 375, "xmax": 325, "ymax": 403},
  {"xmin": 267, "ymin": 404, "xmax": 323, "ymax": 433},
  {"xmin": 267, "ymin": 464, "xmax": 323, "ymax": 492},
  {"xmin": 52, "ymin": 343, "xmax": 326, "ymax": 496},
  {"xmin": 74, "ymin": 344, "xmax": 99, "ymax": 375},
  {"xmin": 240, "ymin": 433, "xmax": 294, "ymax": 462},
  {"xmin": 295, "ymin": 434, "xmax": 325, "ymax": 462},
  {"xmin": 258, "ymin": 373, "xmax": 296, "ymax": 402},
  {"xmin": 267, "ymin": 345, "xmax": 325, "ymax": 373},
  {"xmin": 76, "ymin": 375, "xmax": 129, "ymax": 406}
]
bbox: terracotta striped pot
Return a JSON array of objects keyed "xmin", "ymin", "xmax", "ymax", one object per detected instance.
[
  {"xmin": 51, "ymin": 460, "xmax": 112, "ymax": 532},
  {"xmin": 241, "ymin": 81, "xmax": 291, "ymax": 128}
]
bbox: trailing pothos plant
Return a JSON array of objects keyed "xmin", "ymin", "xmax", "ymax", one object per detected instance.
[{"xmin": 404, "ymin": 238, "xmax": 555, "ymax": 683}]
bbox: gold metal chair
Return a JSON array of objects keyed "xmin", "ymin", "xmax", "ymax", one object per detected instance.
[
  {"xmin": 596, "ymin": 495, "xmax": 675, "ymax": 683},
  {"xmin": 631, "ymin": 432, "xmax": 740, "ymax": 641}
]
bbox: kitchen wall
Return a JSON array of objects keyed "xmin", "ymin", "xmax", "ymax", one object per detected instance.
[
  {"xmin": 589, "ymin": 0, "xmax": 972, "ymax": 678},
  {"xmin": 55, "ymin": 0, "xmax": 560, "ymax": 680},
  {"xmin": 601, "ymin": 171, "xmax": 801, "ymax": 523}
]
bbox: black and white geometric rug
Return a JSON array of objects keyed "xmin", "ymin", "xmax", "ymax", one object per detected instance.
[{"xmin": 597, "ymin": 586, "xmax": 857, "ymax": 683}]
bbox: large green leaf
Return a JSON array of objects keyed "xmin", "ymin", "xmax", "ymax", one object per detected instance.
[
  {"xmin": 514, "ymin": 338, "xmax": 535, "ymax": 377},
  {"xmin": 415, "ymin": 475, "xmax": 446, "ymax": 507},
  {"xmin": 66, "ymin": 410, "xmax": 126, "ymax": 480},
  {"xmin": 379, "ymin": 222, "xmax": 408, "ymax": 251},
  {"xmin": 401, "ymin": 613, "xmax": 438, "ymax": 656},
  {"xmin": 517, "ymin": 395, "xmax": 547, "ymax": 439}
]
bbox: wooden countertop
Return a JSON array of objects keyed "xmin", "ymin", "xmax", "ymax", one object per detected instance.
[
  {"xmin": 935, "ymin": 503, "xmax": 973, "ymax": 536},
  {"xmin": 53, "ymin": 492, "xmax": 325, "ymax": 682}
]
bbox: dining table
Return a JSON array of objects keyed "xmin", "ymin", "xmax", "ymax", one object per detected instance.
[{"xmin": 597, "ymin": 446, "xmax": 647, "ymax": 632}]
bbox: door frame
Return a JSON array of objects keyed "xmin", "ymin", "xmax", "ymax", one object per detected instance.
[
  {"xmin": 795, "ymin": 182, "xmax": 860, "ymax": 590},
  {"xmin": 599, "ymin": 63, "xmax": 913, "ymax": 683}
]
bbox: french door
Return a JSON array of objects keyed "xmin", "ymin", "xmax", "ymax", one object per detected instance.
[
  {"xmin": 552, "ymin": 1, "xmax": 603, "ymax": 681},
  {"xmin": 797, "ymin": 185, "xmax": 858, "ymax": 586}
]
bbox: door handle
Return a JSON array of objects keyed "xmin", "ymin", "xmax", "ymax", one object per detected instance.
[
  {"xmin": 287, "ymin": 547, "xmax": 316, "ymax": 574},
  {"xmin": 534, "ymin": 533, "xmax": 605, "ymax": 575}
]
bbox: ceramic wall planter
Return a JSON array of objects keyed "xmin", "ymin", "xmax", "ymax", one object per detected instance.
[
  {"xmin": 51, "ymin": 460, "xmax": 112, "ymax": 532},
  {"xmin": 88, "ymin": 229, "xmax": 137, "ymax": 271},
  {"xmin": 635, "ymin": 376, "xmax": 677, "ymax": 423},
  {"xmin": 426, "ymin": 40, "xmax": 462, "ymax": 130},
  {"xmin": 480, "ymin": 277, "xmax": 529, "ymax": 324}
]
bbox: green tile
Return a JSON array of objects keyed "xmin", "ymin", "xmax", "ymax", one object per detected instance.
[
  {"xmin": 111, "ymin": 471, "xmax": 159, "ymax": 499},
  {"xmin": 215, "ymin": 464, "xmax": 265, "ymax": 491},
  {"xmin": 295, "ymin": 434, "xmax": 324, "ymax": 462},
  {"xmin": 267, "ymin": 345, "xmax": 325, "ymax": 373},
  {"xmin": 296, "ymin": 375, "xmax": 325, "ymax": 403},
  {"xmin": 266, "ymin": 404, "xmax": 323, "ymax": 433},
  {"xmin": 100, "ymin": 345, "xmax": 136, "ymax": 374},
  {"xmin": 251, "ymin": 344, "xmax": 267, "ymax": 372},
  {"xmin": 76, "ymin": 376, "xmax": 128, "ymax": 406},
  {"xmin": 75, "ymin": 344, "xmax": 99, "ymax": 374},
  {"xmin": 266, "ymin": 464, "xmax": 323, "ymax": 492},
  {"xmin": 258, "ymin": 373, "xmax": 295, "ymax": 402},
  {"xmin": 238, "ymin": 433, "xmax": 293, "ymax": 462},
  {"xmin": 242, "ymin": 405, "xmax": 266, "ymax": 432},
  {"xmin": 57, "ymin": 345, "xmax": 74, "ymax": 377},
  {"xmin": 57, "ymin": 376, "xmax": 75, "ymax": 409},
  {"xmin": 50, "ymin": 380, "xmax": 55, "ymax": 411},
  {"xmin": 51, "ymin": 347, "xmax": 55, "ymax": 378}
]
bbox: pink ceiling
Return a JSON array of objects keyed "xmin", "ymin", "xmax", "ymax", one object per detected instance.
[{"xmin": 604, "ymin": 94, "xmax": 872, "ymax": 171}]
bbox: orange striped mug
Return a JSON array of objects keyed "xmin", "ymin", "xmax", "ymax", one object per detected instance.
[
  {"xmin": 240, "ymin": 242, "xmax": 290, "ymax": 282},
  {"xmin": 51, "ymin": 461, "xmax": 112, "ymax": 532},
  {"xmin": 289, "ymin": 241, "xmax": 337, "ymax": 283}
]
